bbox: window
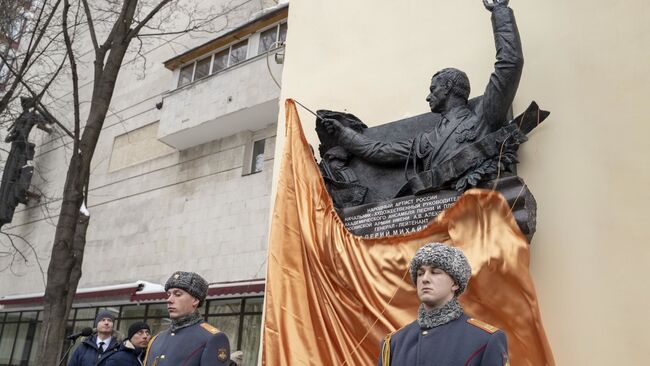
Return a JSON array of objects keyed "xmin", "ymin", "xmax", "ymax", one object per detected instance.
[
  {"xmin": 205, "ymin": 297, "xmax": 263, "ymax": 366},
  {"xmin": 212, "ymin": 49, "xmax": 229, "ymax": 73},
  {"xmin": 194, "ymin": 56, "xmax": 211, "ymax": 80},
  {"xmin": 229, "ymin": 40, "xmax": 249, "ymax": 66},
  {"xmin": 0, "ymin": 311, "xmax": 40, "ymax": 366},
  {"xmin": 179, "ymin": 39, "xmax": 250, "ymax": 87},
  {"xmin": 279, "ymin": 22, "xmax": 288, "ymax": 44},
  {"xmin": 243, "ymin": 130, "xmax": 273, "ymax": 176},
  {"xmin": 178, "ymin": 63, "xmax": 194, "ymax": 87},
  {"xmin": 258, "ymin": 27, "xmax": 277, "ymax": 54},
  {"xmin": 175, "ymin": 20, "xmax": 288, "ymax": 88},
  {"xmin": 258, "ymin": 22, "xmax": 288, "ymax": 54},
  {"xmin": 251, "ymin": 139, "xmax": 265, "ymax": 173}
]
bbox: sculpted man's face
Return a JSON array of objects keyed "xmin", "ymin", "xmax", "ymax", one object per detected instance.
[
  {"xmin": 416, "ymin": 265, "xmax": 459, "ymax": 310},
  {"xmin": 426, "ymin": 76, "xmax": 449, "ymax": 113},
  {"xmin": 166, "ymin": 288, "xmax": 200, "ymax": 319},
  {"xmin": 130, "ymin": 329, "xmax": 151, "ymax": 348}
]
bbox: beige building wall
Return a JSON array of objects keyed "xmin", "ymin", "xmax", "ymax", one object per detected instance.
[{"xmin": 275, "ymin": 1, "xmax": 650, "ymax": 364}]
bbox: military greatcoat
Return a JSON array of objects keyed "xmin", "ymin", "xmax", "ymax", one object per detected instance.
[
  {"xmin": 378, "ymin": 314, "xmax": 509, "ymax": 366},
  {"xmin": 143, "ymin": 321, "xmax": 230, "ymax": 366}
]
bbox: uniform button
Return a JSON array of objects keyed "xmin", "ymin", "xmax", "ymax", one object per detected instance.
[
  {"xmin": 160, "ymin": 355, "xmax": 165, "ymax": 359},
  {"xmin": 422, "ymin": 330, "xmax": 428, "ymax": 335},
  {"xmin": 171, "ymin": 333, "xmax": 175, "ymax": 336}
]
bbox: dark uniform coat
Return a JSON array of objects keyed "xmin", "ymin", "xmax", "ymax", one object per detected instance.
[
  {"xmin": 68, "ymin": 335, "xmax": 120, "ymax": 366},
  {"xmin": 143, "ymin": 321, "xmax": 230, "ymax": 366},
  {"xmin": 378, "ymin": 314, "xmax": 509, "ymax": 366},
  {"xmin": 102, "ymin": 340, "xmax": 145, "ymax": 366}
]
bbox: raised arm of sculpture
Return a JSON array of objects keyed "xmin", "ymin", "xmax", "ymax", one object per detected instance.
[{"xmin": 481, "ymin": 0, "xmax": 523, "ymax": 129}]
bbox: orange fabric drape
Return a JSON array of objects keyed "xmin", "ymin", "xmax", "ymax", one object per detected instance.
[{"xmin": 262, "ymin": 99, "xmax": 555, "ymax": 365}]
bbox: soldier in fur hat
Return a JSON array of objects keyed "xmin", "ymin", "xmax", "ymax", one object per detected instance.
[
  {"xmin": 378, "ymin": 243, "xmax": 510, "ymax": 365},
  {"xmin": 144, "ymin": 271, "xmax": 230, "ymax": 366}
]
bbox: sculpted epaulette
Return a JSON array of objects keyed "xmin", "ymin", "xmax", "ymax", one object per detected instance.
[
  {"xmin": 467, "ymin": 318, "xmax": 499, "ymax": 334},
  {"xmin": 200, "ymin": 323, "xmax": 221, "ymax": 334}
]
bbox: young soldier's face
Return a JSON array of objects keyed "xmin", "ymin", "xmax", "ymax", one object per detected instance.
[
  {"xmin": 416, "ymin": 265, "xmax": 459, "ymax": 310},
  {"xmin": 166, "ymin": 288, "xmax": 200, "ymax": 319}
]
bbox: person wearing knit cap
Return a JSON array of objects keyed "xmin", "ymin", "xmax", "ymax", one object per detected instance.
[
  {"xmin": 144, "ymin": 271, "xmax": 231, "ymax": 366},
  {"xmin": 102, "ymin": 322, "xmax": 151, "ymax": 366},
  {"xmin": 68, "ymin": 310, "xmax": 119, "ymax": 366},
  {"xmin": 378, "ymin": 242, "xmax": 510, "ymax": 366}
]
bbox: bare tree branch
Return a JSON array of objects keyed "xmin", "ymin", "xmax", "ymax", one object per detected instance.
[
  {"xmin": 80, "ymin": 0, "xmax": 99, "ymax": 51},
  {"xmin": 0, "ymin": 0, "xmax": 63, "ymax": 115},
  {"xmin": 0, "ymin": 45, "xmax": 75, "ymax": 138},
  {"xmin": 127, "ymin": 0, "xmax": 173, "ymax": 39},
  {"xmin": 0, "ymin": 229, "xmax": 46, "ymax": 286},
  {"xmin": 61, "ymin": 0, "xmax": 81, "ymax": 145}
]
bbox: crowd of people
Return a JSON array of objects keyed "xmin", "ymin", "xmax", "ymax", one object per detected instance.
[
  {"xmin": 67, "ymin": 271, "xmax": 242, "ymax": 366},
  {"xmin": 67, "ymin": 243, "xmax": 509, "ymax": 366}
]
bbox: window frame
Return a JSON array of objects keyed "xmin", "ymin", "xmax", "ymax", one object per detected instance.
[
  {"xmin": 193, "ymin": 54, "xmax": 213, "ymax": 81},
  {"xmin": 227, "ymin": 38, "xmax": 250, "ymax": 68},
  {"xmin": 242, "ymin": 128, "xmax": 274, "ymax": 176},
  {"xmin": 177, "ymin": 62, "xmax": 196, "ymax": 87},
  {"xmin": 175, "ymin": 20, "xmax": 287, "ymax": 89},
  {"xmin": 250, "ymin": 138, "xmax": 266, "ymax": 174}
]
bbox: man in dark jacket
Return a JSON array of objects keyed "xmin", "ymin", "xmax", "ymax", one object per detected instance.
[
  {"xmin": 378, "ymin": 243, "xmax": 509, "ymax": 366},
  {"xmin": 144, "ymin": 271, "xmax": 231, "ymax": 365},
  {"xmin": 102, "ymin": 322, "xmax": 151, "ymax": 366},
  {"xmin": 68, "ymin": 310, "xmax": 120, "ymax": 366}
]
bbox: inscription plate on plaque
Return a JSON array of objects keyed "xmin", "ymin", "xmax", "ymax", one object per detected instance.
[{"xmin": 337, "ymin": 190, "xmax": 460, "ymax": 238}]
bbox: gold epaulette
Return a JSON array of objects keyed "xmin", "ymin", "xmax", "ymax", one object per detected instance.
[
  {"xmin": 467, "ymin": 318, "xmax": 499, "ymax": 334},
  {"xmin": 142, "ymin": 333, "xmax": 159, "ymax": 366},
  {"xmin": 381, "ymin": 323, "xmax": 411, "ymax": 366},
  {"xmin": 381, "ymin": 333, "xmax": 392, "ymax": 366},
  {"xmin": 200, "ymin": 323, "xmax": 221, "ymax": 334}
]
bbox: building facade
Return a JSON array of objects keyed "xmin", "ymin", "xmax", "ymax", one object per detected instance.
[{"xmin": 0, "ymin": 1, "xmax": 287, "ymax": 365}]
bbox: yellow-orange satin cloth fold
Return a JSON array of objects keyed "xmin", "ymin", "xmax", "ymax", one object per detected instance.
[{"xmin": 262, "ymin": 99, "xmax": 555, "ymax": 366}]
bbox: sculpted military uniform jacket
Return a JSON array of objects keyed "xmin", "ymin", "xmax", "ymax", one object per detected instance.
[
  {"xmin": 336, "ymin": 5, "xmax": 522, "ymax": 172},
  {"xmin": 378, "ymin": 314, "xmax": 509, "ymax": 366},
  {"xmin": 143, "ymin": 321, "xmax": 230, "ymax": 366}
]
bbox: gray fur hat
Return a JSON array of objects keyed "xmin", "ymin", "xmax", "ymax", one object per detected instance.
[
  {"xmin": 409, "ymin": 242, "xmax": 472, "ymax": 296},
  {"xmin": 165, "ymin": 271, "xmax": 209, "ymax": 306}
]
